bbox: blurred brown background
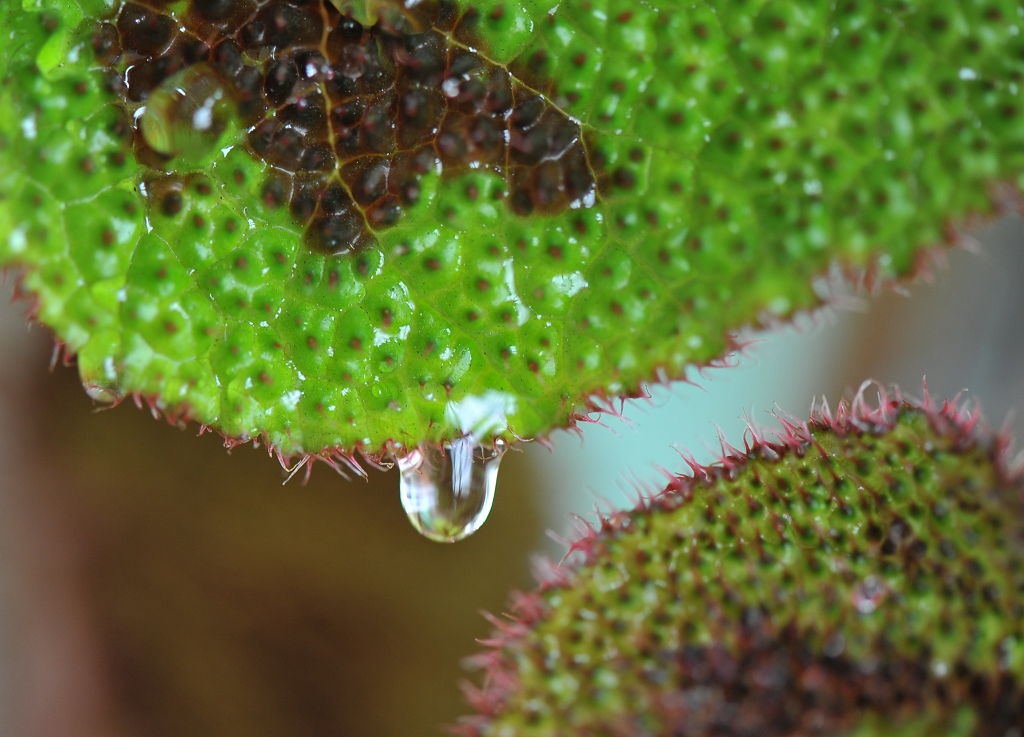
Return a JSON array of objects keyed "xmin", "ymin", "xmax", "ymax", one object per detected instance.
[
  {"xmin": 0, "ymin": 215, "xmax": 1021, "ymax": 736},
  {"xmin": 0, "ymin": 312, "xmax": 548, "ymax": 737}
]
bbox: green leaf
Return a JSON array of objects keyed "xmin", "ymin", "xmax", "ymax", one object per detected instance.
[
  {"xmin": 1, "ymin": 1, "xmax": 1022, "ymax": 457},
  {"xmin": 461, "ymin": 389, "xmax": 1024, "ymax": 735}
]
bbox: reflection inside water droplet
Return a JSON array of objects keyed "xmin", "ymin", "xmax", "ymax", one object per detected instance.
[
  {"xmin": 328, "ymin": 0, "xmax": 429, "ymax": 31},
  {"xmin": 140, "ymin": 64, "xmax": 230, "ymax": 162},
  {"xmin": 853, "ymin": 575, "xmax": 886, "ymax": 614},
  {"xmin": 397, "ymin": 436, "xmax": 505, "ymax": 543},
  {"xmin": 83, "ymin": 382, "xmax": 124, "ymax": 406}
]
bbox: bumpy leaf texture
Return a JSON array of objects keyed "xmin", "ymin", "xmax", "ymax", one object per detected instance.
[
  {"xmin": 1, "ymin": 1, "xmax": 1022, "ymax": 456},
  {"xmin": 460, "ymin": 389, "xmax": 1024, "ymax": 736}
]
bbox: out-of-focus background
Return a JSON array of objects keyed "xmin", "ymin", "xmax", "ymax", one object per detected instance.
[{"xmin": 0, "ymin": 215, "xmax": 1021, "ymax": 736}]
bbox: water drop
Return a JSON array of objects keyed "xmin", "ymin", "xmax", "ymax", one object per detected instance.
[
  {"xmin": 397, "ymin": 436, "xmax": 505, "ymax": 543},
  {"xmin": 140, "ymin": 64, "xmax": 230, "ymax": 163},
  {"xmin": 83, "ymin": 382, "xmax": 124, "ymax": 406}
]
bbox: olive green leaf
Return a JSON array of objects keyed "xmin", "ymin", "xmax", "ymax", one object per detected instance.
[{"xmin": 460, "ymin": 387, "xmax": 1024, "ymax": 735}]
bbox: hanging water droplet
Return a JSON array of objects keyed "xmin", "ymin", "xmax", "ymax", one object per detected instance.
[{"xmin": 397, "ymin": 436, "xmax": 505, "ymax": 543}]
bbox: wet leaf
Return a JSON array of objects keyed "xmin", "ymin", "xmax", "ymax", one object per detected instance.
[{"xmin": 1, "ymin": 1, "xmax": 1022, "ymax": 456}]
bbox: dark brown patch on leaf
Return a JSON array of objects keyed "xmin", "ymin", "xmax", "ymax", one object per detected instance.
[{"xmin": 103, "ymin": 0, "xmax": 597, "ymax": 256}]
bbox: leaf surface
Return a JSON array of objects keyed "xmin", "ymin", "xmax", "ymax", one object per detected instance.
[
  {"xmin": 461, "ymin": 391, "xmax": 1024, "ymax": 735},
  {"xmin": 1, "ymin": 1, "xmax": 1022, "ymax": 455}
]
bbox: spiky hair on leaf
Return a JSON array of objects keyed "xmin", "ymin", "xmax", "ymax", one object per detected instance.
[{"xmin": 457, "ymin": 383, "xmax": 1024, "ymax": 737}]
